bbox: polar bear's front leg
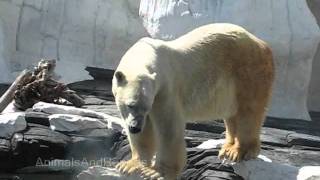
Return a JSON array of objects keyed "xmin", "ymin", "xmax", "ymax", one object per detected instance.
[
  {"xmin": 140, "ymin": 115, "xmax": 187, "ymax": 180},
  {"xmin": 116, "ymin": 119, "xmax": 156, "ymax": 175}
]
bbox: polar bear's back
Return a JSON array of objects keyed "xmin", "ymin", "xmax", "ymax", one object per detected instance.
[
  {"xmin": 161, "ymin": 23, "xmax": 274, "ymax": 121},
  {"xmin": 169, "ymin": 23, "xmax": 262, "ymax": 53}
]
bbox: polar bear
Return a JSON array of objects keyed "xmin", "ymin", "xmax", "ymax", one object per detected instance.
[{"xmin": 112, "ymin": 23, "xmax": 274, "ymax": 180}]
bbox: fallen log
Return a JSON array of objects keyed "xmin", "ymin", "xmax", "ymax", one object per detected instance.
[
  {"xmin": 1, "ymin": 59, "xmax": 85, "ymax": 112},
  {"xmin": 13, "ymin": 59, "xmax": 85, "ymax": 110}
]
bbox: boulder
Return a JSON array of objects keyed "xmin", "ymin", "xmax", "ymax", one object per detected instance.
[
  {"xmin": 139, "ymin": 0, "xmax": 320, "ymax": 120},
  {"xmin": 49, "ymin": 114, "xmax": 108, "ymax": 132},
  {"xmin": 0, "ymin": 112, "xmax": 26, "ymax": 138},
  {"xmin": 32, "ymin": 102, "xmax": 124, "ymax": 131}
]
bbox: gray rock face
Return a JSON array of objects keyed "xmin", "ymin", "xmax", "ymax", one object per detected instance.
[
  {"xmin": 0, "ymin": 0, "xmax": 148, "ymax": 83},
  {"xmin": 0, "ymin": 19, "xmax": 10, "ymax": 83},
  {"xmin": 139, "ymin": 0, "xmax": 320, "ymax": 120},
  {"xmin": 307, "ymin": 0, "xmax": 320, "ymax": 113}
]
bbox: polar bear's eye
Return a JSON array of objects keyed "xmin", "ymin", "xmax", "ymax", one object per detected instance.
[
  {"xmin": 127, "ymin": 102, "xmax": 137, "ymax": 109},
  {"xmin": 127, "ymin": 104, "xmax": 135, "ymax": 110}
]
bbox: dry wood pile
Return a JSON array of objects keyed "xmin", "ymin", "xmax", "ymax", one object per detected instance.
[{"xmin": 0, "ymin": 59, "xmax": 85, "ymax": 112}]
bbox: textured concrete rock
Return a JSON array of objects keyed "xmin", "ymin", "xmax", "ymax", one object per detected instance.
[
  {"xmin": 139, "ymin": 0, "xmax": 320, "ymax": 120},
  {"xmin": 0, "ymin": 19, "xmax": 10, "ymax": 83},
  {"xmin": 307, "ymin": 0, "xmax": 320, "ymax": 112},
  {"xmin": 0, "ymin": 0, "xmax": 148, "ymax": 83}
]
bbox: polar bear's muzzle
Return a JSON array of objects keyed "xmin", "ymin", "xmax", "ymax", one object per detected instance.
[{"xmin": 128, "ymin": 116, "xmax": 144, "ymax": 134}]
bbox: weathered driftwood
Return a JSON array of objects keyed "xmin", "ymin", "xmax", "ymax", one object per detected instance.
[
  {"xmin": 2, "ymin": 59, "xmax": 85, "ymax": 111},
  {"xmin": 0, "ymin": 70, "xmax": 32, "ymax": 113}
]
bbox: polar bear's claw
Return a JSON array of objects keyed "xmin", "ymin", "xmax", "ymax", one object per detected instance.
[
  {"xmin": 218, "ymin": 141, "xmax": 260, "ymax": 162},
  {"xmin": 140, "ymin": 166, "xmax": 163, "ymax": 180},
  {"xmin": 116, "ymin": 159, "xmax": 145, "ymax": 175}
]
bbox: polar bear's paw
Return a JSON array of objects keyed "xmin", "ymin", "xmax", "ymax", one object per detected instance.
[
  {"xmin": 218, "ymin": 142, "xmax": 260, "ymax": 162},
  {"xmin": 218, "ymin": 143, "xmax": 234, "ymax": 160},
  {"xmin": 116, "ymin": 159, "xmax": 145, "ymax": 175},
  {"xmin": 140, "ymin": 166, "xmax": 164, "ymax": 180}
]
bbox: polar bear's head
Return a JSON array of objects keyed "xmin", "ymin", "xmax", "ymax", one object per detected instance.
[
  {"xmin": 112, "ymin": 38, "xmax": 159, "ymax": 134},
  {"xmin": 112, "ymin": 70, "xmax": 156, "ymax": 134}
]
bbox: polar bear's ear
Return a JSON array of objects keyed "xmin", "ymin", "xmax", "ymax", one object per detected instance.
[{"xmin": 115, "ymin": 71, "xmax": 126, "ymax": 84}]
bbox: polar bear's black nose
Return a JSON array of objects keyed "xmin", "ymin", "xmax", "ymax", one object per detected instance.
[
  {"xmin": 128, "ymin": 118, "xmax": 143, "ymax": 134},
  {"xmin": 128, "ymin": 126, "xmax": 141, "ymax": 134}
]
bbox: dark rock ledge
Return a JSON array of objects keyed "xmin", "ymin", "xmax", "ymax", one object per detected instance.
[{"xmin": 0, "ymin": 80, "xmax": 320, "ymax": 180}]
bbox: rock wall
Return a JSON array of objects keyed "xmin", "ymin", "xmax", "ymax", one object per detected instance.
[
  {"xmin": 0, "ymin": 19, "xmax": 10, "ymax": 83},
  {"xmin": 0, "ymin": 0, "xmax": 148, "ymax": 83},
  {"xmin": 139, "ymin": 0, "xmax": 320, "ymax": 120},
  {"xmin": 307, "ymin": 0, "xmax": 320, "ymax": 112},
  {"xmin": 1, "ymin": 0, "xmax": 320, "ymax": 119}
]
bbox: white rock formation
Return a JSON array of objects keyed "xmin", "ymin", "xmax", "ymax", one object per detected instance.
[
  {"xmin": 33, "ymin": 102, "xmax": 123, "ymax": 131},
  {"xmin": 139, "ymin": 0, "xmax": 320, "ymax": 120},
  {"xmin": 33, "ymin": 102, "xmax": 106, "ymax": 119},
  {"xmin": 0, "ymin": 0, "xmax": 148, "ymax": 83},
  {"xmin": 197, "ymin": 139, "xmax": 320, "ymax": 180},
  {"xmin": 49, "ymin": 114, "xmax": 108, "ymax": 132},
  {"xmin": 297, "ymin": 166, "xmax": 320, "ymax": 180},
  {"xmin": 0, "ymin": 112, "xmax": 26, "ymax": 138}
]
